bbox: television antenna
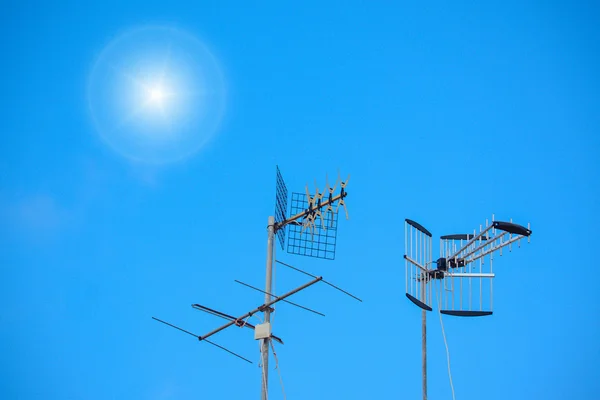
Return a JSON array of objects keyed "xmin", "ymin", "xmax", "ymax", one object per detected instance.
[
  {"xmin": 404, "ymin": 216, "xmax": 532, "ymax": 400},
  {"xmin": 153, "ymin": 166, "xmax": 360, "ymax": 400}
]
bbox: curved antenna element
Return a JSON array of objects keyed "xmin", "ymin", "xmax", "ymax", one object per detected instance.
[
  {"xmin": 492, "ymin": 221, "xmax": 532, "ymax": 236},
  {"xmin": 405, "ymin": 219, "xmax": 432, "ymax": 237}
]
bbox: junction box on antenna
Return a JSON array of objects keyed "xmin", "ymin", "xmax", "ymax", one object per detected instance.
[{"xmin": 254, "ymin": 322, "xmax": 272, "ymax": 340}]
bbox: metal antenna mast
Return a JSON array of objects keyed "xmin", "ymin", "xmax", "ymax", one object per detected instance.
[
  {"xmin": 152, "ymin": 166, "xmax": 359, "ymax": 400},
  {"xmin": 404, "ymin": 216, "xmax": 532, "ymax": 400}
]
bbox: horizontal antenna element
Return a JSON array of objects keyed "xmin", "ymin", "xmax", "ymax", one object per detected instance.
[
  {"xmin": 234, "ymin": 279, "xmax": 325, "ymax": 316},
  {"xmin": 151, "ymin": 317, "xmax": 253, "ymax": 363},
  {"xmin": 192, "ymin": 303, "xmax": 284, "ymax": 344},
  {"xmin": 275, "ymin": 259, "xmax": 363, "ymax": 302},
  {"xmin": 198, "ymin": 277, "xmax": 323, "ymax": 342}
]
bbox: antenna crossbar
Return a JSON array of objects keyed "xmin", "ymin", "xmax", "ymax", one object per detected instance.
[
  {"xmin": 464, "ymin": 233, "xmax": 525, "ymax": 263},
  {"xmin": 192, "ymin": 303, "xmax": 285, "ymax": 345},
  {"xmin": 234, "ymin": 280, "xmax": 325, "ymax": 317},
  {"xmin": 404, "ymin": 255, "xmax": 429, "ymax": 272},
  {"xmin": 447, "ymin": 224, "xmax": 495, "ymax": 260},
  {"xmin": 455, "ymin": 232, "xmax": 506, "ymax": 262},
  {"xmin": 275, "ymin": 192, "xmax": 346, "ymax": 231},
  {"xmin": 199, "ymin": 276, "xmax": 322, "ymax": 342}
]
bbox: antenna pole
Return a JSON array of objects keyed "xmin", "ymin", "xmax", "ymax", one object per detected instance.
[
  {"xmin": 422, "ymin": 280, "xmax": 427, "ymax": 400},
  {"xmin": 261, "ymin": 216, "xmax": 275, "ymax": 400}
]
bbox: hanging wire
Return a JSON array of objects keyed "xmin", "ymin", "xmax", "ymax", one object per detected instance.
[
  {"xmin": 270, "ymin": 340, "xmax": 287, "ymax": 400},
  {"xmin": 435, "ymin": 282, "xmax": 456, "ymax": 400}
]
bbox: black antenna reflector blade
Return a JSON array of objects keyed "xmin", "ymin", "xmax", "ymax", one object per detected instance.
[
  {"xmin": 492, "ymin": 221, "xmax": 532, "ymax": 236},
  {"xmin": 440, "ymin": 234, "xmax": 488, "ymax": 240},
  {"xmin": 405, "ymin": 219, "xmax": 432, "ymax": 237},
  {"xmin": 440, "ymin": 310, "xmax": 493, "ymax": 317},
  {"xmin": 405, "ymin": 293, "xmax": 432, "ymax": 312}
]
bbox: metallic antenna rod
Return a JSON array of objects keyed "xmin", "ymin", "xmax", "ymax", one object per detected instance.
[
  {"xmin": 275, "ymin": 259, "xmax": 363, "ymax": 302},
  {"xmin": 275, "ymin": 192, "xmax": 347, "ymax": 230},
  {"xmin": 151, "ymin": 317, "xmax": 253, "ymax": 364},
  {"xmin": 191, "ymin": 304, "xmax": 284, "ymax": 345},
  {"xmin": 234, "ymin": 280, "xmax": 326, "ymax": 317},
  {"xmin": 261, "ymin": 215, "xmax": 275, "ymax": 400},
  {"xmin": 198, "ymin": 275, "xmax": 323, "ymax": 342}
]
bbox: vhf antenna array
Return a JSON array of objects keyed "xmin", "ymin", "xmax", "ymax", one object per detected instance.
[
  {"xmin": 153, "ymin": 166, "xmax": 360, "ymax": 400},
  {"xmin": 403, "ymin": 216, "xmax": 532, "ymax": 400}
]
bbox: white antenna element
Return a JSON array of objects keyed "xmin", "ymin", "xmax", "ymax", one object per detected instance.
[
  {"xmin": 296, "ymin": 172, "xmax": 350, "ymax": 244},
  {"xmin": 335, "ymin": 172, "xmax": 350, "ymax": 220},
  {"xmin": 323, "ymin": 173, "xmax": 339, "ymax": 227},
  {"xmin": 312, "ymin": 179, "xmax": 326, "ymax": 231}
]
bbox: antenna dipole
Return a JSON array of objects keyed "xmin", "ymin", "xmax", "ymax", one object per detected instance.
[{"xmin": 152, "ymin": 165, "xmax": 358, "ymax": 400}]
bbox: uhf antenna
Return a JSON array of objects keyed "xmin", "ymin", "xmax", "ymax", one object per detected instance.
[
  {"xmin": 153, "ymin": 166, "xmax": 359, "ymax": 400},
  {"xmin": 404, "ymin": 216, "xmax": 532, "ymax": 400},
  {"xmin": 287, "ymin": 170, "xmax": 350, "ymax": 260}
]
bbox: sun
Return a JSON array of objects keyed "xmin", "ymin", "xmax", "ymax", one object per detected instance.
[
  {"xmin": 145, "ymin": 84, "xmax": 171, "ymax": 107},
  {"xmin": 87, "ymin": 26, "xmax": 226, "ymax": 163},
  {"xmin": 149, "ymin": 87, "xmax": 164, "ymax": 102}
]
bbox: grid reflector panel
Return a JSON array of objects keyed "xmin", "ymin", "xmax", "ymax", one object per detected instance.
[
  {"xmin": 274, "ymin": 166, "xmax": 288, "ymax": 249},
  {"xmin": 287, "ymin": 192, "xmax": 338, "ymax": 260}
]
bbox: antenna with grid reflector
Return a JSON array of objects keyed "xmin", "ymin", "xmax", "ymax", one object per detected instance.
[{"xmin": 152, "ymin": 165, "xmax": 360, "ymax": 400}]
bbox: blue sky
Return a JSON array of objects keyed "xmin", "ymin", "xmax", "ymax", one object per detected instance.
[{"xmin": 1, "ymin": 1, "xmax": 599, "ymax": 399}]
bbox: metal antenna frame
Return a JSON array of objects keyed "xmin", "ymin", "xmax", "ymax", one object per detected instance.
[
  {"xmin": 403, "ymin": 216, "xmax": 532, "ymax": 400},
  {"xmin": 152, "ymin": 166, "xmax": 358, "ymax": 400},
  {"xmin": 258, "ymin": 167, "xmax": 354, "ymax": 399},
  {"xmin": 286, "ymin": 170, "xmax": 349, "ymax": 260}
]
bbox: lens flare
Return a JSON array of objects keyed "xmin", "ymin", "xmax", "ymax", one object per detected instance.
[
  {"xmin": 87, "ymin": 26, "xmax": 226, "ymax": 163},
  {"xmin": 149, "ymin": 88, "xmax": 164, "ymax": 102}
]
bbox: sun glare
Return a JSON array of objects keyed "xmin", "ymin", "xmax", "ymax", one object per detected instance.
[
  {"xmin": 149, "ymin": 87, "xmax": 164, "ymax": 102},
  {"xmin": 88, "ymin": 26, "xmax": 226, "ymax": 163}
]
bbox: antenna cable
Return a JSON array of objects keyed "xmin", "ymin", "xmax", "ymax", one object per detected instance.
[{"xmin": 436, "ymin": 281, "xmax": 456, "ymax": 400}]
